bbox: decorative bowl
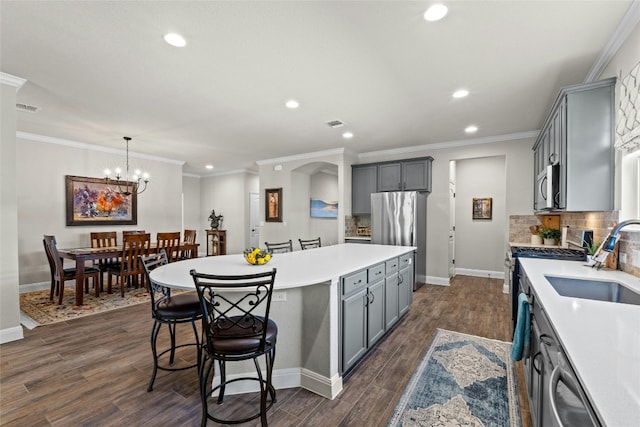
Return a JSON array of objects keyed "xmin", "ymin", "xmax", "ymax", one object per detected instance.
[{"xmin": 243, "ymin": 248, "xmax": 272, "ymax": 265}]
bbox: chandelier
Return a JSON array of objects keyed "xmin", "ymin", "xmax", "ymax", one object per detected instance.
[{"xmin": 103, "ymin": 136, "xmax": 150, "ymax": 196}]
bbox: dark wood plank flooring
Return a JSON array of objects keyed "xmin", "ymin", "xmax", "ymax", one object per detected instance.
[{"xmin": 1, "ymin": 275, "xmax": 531, "ymax": 426}]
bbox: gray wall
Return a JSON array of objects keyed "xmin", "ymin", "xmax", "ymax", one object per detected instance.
[
  {"xmin": 1, "ymin": 77, "xmax": 22, "ymax": 341},
  {"xmin": 455, "ymin": 155, "xmax": 506, "ymax": 275}
]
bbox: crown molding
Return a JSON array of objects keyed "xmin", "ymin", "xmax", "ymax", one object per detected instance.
[
  {"xmin": 256, "ymin": 148, "xmax": 346, "ymax": 166},
  {"xmin": 182, "ymin": 172, "xmax": 201, "ymax": 178},
  {"xmin": 16, "ymin": 131, "xmax": 185, "ymax": 165},
  {"xmin": 358, "ymin": 131, "xmax": 539, "ymax": 159},
  {"xmin": 0, "ymin": 72, "xmax": 27, "ymax": 89},
  {"xmin": 584, "ymin": 0, "xmax": 640, "ymax": 82},
  {"xmin": 202, "ymin": 169, "xmax": 259, "ymax": 178}
]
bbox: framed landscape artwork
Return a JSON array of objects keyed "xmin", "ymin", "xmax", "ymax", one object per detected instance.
[
  {"xmin": 66, "ymin": 175, "xmax": 137, "ymax": 226},
  {"xmin": 265, "ymin": 188, "xmax": 282, "ymax": 222},
  {"xmin": 472, "ymin": 197, "xmax": 492, "ymax": 220},
  {"xmin": 310, "ymin": 199, "xmax": 338, "ymax": 218}
]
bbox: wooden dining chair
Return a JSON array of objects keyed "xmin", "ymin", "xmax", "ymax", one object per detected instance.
[
  {"xmin": 107, "ymin": 233, "xmax": 151, "ymax": 297},
  {"xmin": 90, "ymin": 231, "xmax": 119, "ymax": 292},
  {"xmin": 43, "ymin": 235, "xmax": 101, "ymax": 305},
  {"xmin": 265, "ymin": 240, "xmax": 293, "ymax": 254},
  {"xmin": 178, "ymin": 229, "xmax": 197, "ymax": 260},
  {"xmin": 123, "ymin": 230, "xmax": 146, "ymax": 238},
  {"xmin": 299, "ymin": 237, "xmax": 321, "ymax": 250},
  {"xmin": 156, "ymin": 232, "xmax": 181, "ymax": 263}
]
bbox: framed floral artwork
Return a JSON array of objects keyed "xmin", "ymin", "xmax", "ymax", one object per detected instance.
[
  {"xmin": 66, "ymin": 175, "xmax": 137, "ymax": 226},
  {"xmin": 472, "ymin": 197, "xmax": 492, "ymax": 220}
]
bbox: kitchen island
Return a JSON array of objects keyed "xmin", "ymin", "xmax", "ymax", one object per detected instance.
[
  {"xmin": 150, "ymin": 243, "xmax": 416, "ymax": 399},
  {"xmin": 519, "ymin": 258, "xmax": 640, "ymax": 425}
]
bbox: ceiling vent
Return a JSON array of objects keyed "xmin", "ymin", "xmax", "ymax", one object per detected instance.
[
  {"xmin": 326, "ymin": 120, "xmax": 345, "ymax": 128},
  {"xmin": 16, "ymin": 103, "xmax": 41, "ymax": 113}
]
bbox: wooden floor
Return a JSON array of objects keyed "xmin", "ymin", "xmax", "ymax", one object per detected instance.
[{"xmin": 1, "ymin": 275, "xmax": 531, "ymax": 426}]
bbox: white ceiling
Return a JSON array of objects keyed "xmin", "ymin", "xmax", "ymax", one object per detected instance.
[{"xmin": 1, "ymin": 1, "xmax": 636, "ymax": 175}]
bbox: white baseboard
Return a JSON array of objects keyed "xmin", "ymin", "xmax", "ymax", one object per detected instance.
[
  {"xmin": 425, "ymin": 276, "xmax": 450, "ymax": 286},
  {"xmin": 207, "ymin": 367, "xmax": 339, "ymax": 399},
  {"xmin": 300, "ymin": 369, "xmax": 342, "ymax": 399},
  {"xmin": 0, "ymin": 325, "xmax": 24, "ymax": 344},
  {"xmin": 455, "ymin": 268, "xmax": 504, "ymax": 280},
  {"xmin": 19, "ymin": 281, "xmax": 49, "ymax": 293}
]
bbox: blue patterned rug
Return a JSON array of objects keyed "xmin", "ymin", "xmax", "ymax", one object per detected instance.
[{"xmin": 388, "ymin": 329, "xmax": 521, "ymax": 427}]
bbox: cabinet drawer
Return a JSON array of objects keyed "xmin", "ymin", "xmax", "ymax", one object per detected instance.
[
  {"xmin": 367, "ymin": 263, "xmax": 385, "ymax": 282},
  {"xmin": 385, "ymin": 258, "xmax": 399, "ymax": 275},
  {"xmin": 399, "ymin": 253, "xmax": 413, "ymax": 268},
  {"xmin": 342, "ymin": 270, "xmax": 367, "ymax": 296}
]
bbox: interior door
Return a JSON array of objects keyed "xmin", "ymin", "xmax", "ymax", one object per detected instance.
[
  {"xmin": 448, "ymin": 161, "xmax": 456, "ymax": 278},
  {"xmin": 249, "ymin": 192, "xmax": 260, "ymax": 247}
]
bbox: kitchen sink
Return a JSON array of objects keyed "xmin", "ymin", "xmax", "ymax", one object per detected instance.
[{"xmin": 544, "ymin": 275, "xmax": 640, "ymax": 306}]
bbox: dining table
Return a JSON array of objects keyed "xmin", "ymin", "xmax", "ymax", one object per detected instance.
[{"xmin": 57, "ymin": 242, "xmax": 199, "ymax": 306}]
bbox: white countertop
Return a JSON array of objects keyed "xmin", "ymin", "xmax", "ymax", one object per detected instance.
[
  {"xmin": 150, "ymin": 243, "xmax": 415, "ymax": 290},
  {"xmin": 519, "ymin": 258, "xmax": 640, "ymax": 425}
]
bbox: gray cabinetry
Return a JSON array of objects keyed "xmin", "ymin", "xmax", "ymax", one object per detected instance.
[
  {"xmin": 533, "ymin": 78, "xmax": 615, "ymax": 212},
  {"xmin": 378, "ymin": 157, "xmax": 433, "ymax": 192},
  {"xmin": 398, "ymin": 253, "xmax": 414, "ymax": 317},
  {"xmin": 340, "ymin": 254, "xmax": 414, "ymax": 373},
  {"xmin": 352, "ymin": 164, "xmax": 378, "ymax": 215}
]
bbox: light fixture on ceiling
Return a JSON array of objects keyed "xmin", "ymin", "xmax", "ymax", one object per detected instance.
[
  {"xmin": 465, "ymin": 125, "xmax": 478, "ymax": 133},
  {"xmin": 104, "ymin": 137, "xmax": 150, "ymax": 196},
  {"xmin": 424, "ymin": 4, "xmax": 448, "ymax": 22},
  {"xmin": 342, "ymin": 132, "xmax": 354, "ymax": 139},
  {"xmin": 164, "ymin": 33, "xmax": 186, "ymax": 47},
  {"xmin": 285, "ymin": 99, "xmax": 300, "ymax": 109},
  {"xmin": 452, "ymin": 89, "xmax": 469, "ymax": 98},
  {"xmin": 205, "ymin": 164, "xmax": 214, "ymax": 170}
]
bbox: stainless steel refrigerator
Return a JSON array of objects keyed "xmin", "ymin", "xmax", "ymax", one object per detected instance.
[{"xmin": 371, "ymin": 191, "xmax": 427, "ymax": 289}]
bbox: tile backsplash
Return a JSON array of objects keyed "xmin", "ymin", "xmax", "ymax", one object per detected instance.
[{"xmin": 509, "ymin": 211, "xmax": 640, "ymax": 278}]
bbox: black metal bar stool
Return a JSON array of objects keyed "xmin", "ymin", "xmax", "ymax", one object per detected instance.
[
  {"xmin": 140, "ymin": 250, "xmax": 202, "ymax": 392},
  {"xmin": 190, "ymin": 268, "xmax": 278, "ymax": 427}
]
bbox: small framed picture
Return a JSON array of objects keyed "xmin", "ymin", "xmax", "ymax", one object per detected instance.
[
  {"xmin": 472, "ymin": 197, "xmax": 492, "ymax": 220},
  {"xmin": 265, "ymin": 188, "xmax": 282, "ymax": 222}
]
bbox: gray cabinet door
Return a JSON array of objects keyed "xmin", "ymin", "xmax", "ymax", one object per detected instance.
[
  {"xmin": 378, "ymin": 163, "xmax": 402, "ymax": 192},
  {"xmin": 403, "ymin": 159, "xmax": 431, "ymax": 191},
  {"xmin": 384, "ymin": 274, "xmax": 399, "ymax": 329},
  {"xmin": 352, "ymin": 165, "xmax": 377, "ymax": 215},
  {"xmin": 342, "ymin": 288, "xmax": 367, "ymax": 371},
  {"xmin": 398, "ymin": 266, "xmax": 412, "ymax": 317},
  {"xmin": 367, "ymin": 279, "xmax": 386, "ymax": 347}
]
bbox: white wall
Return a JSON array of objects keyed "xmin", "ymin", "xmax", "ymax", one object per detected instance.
[
  {"xmin": 200, "ymin": 172, "xmax": 258, "ymax": 255},
  {"xmin": 454, "ymin": 156, "xmax": 506, "ymax": 275},
  {"xmin": 15, "ymin": 136, "xmax": 185, "ymax": 285},
  {"xmin": 598, "ymin": 23, "xmax": 640, "ymax": 218},
  {"xmin": 182, "ymin": 175, "xmax": 202, "ymax": 247},
  {"xmin": 309, "ymin": 172, "xmax": 339, "ymax": 246},
  {"xmin": 1, "ymin": 77, "xmax": 22, "ymax": 342},
  {"xmin": 360, "ymin": 137, "xmax": 533, "ymax": 283}
]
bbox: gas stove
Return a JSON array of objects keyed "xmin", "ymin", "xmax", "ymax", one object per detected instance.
[{"xmin": 511, "ymin": 246, "xmax": 586, "ymax": 261}]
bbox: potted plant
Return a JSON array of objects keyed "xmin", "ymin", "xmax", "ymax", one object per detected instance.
[{"xmin": 539, "ymin": 227, "xmax": 561, "ymax": 245}]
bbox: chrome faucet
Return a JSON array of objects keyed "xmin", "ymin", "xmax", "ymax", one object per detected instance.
[{"xmin": 592, "ymin": 219, "xmax": 640, "ymax": 270}]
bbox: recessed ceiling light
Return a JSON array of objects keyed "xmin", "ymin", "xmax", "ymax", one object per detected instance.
[
  {"xmin": 205, "ymin": 164, "xmax": 214, "ymax": 170},
  {"xmin": 452, "ymin": 89, "xmax": 469, "ymax": 98},
  {"xmin": 424, "ymin": 4, "xmax": 448, "ymax": 22},
  {"xmin": 164, "ymin": 33, "xmax": 186, "ymax": 47},
  {"xmin": 465, "ymin": 125, "xmax": 478, "ymax": 133},
  {"xmin": 342, "ymin": 132, "xmax": 354, "ymax": 139},
  {"xmin": 285, "ymin": 100, "xmax": 300, "ymax": 109}
]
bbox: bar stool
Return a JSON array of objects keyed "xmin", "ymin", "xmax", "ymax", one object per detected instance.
[
  {"xmin": 265, "ymin": 240, "xmax": 292, "ymax": 253},
  {"xmin": 190, "ymin": 268, "xmax": 278, "ymax": 427},
  {"xmin": 298, "ymin": 237, "xmax": 321, "ymax": 250},
  {"xmin": 140, "ymin": 250, "xmax": 202, "ymax": 392}
]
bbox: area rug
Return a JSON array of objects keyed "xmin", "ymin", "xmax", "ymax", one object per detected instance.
[
  {"xmin": 388, "ymin": 329, "xmax": 521, "ymax": 427},
  {"xmin": 20, "ymin": 285, "xmax": 154, "ymax": 326}
]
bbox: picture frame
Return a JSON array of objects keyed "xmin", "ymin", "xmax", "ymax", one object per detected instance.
[
  {"xmin": 66, "ymin": 175, "xmax": 137, "ymax": 226},
  {"xmin": 472, "ymin": 197, "xmax": 492, "ymax": 220},
  {"xmin": 265, "ymin": 188, "xmax": 282, "ymax": 222},
  {"xmin": 310, "ymin": 199, "xmax": 338, "ymax": 218}
]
